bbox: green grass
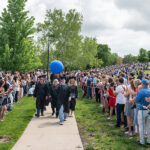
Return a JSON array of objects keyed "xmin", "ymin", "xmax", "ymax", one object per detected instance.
[
  {"xmin": 75, "ymin": 88, "xmax": 150, "ymax": 150},
  {"xmin": 0, "ymin": 97, "xmax": 35, "ymax": 150},
  {"xmin": 144, "ymin": 70, "xmax": 150, "ymax": 74}
]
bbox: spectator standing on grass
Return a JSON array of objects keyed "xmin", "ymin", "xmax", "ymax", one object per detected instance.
[
  {"xmin": 107, "ymin": 82, "xmax": 116, "ymax": 120},
  {"xmin": 130, "ymin": 79, "xmax": 150, "ymax": 145},
  {"xmin": 93, "ymin": 74, "xmax": 97, "ymax": 96},
  {"xmin": 13, "ymin": 76, "xmax": 20, "ymax": 103},
  {"xmin": 86, "ymin": 74, "xmax": 93, "ymax": 99},
  {"xmin": 0, "ymin": 80, "xmax": 5, "ymax": 121},
  {"xmin": 124, "ymin": 78, "xmax": 135, "ymax": 137},
  {"xmin": 114, "ymin": 78, "xmax": 127, "ymax": 128}
]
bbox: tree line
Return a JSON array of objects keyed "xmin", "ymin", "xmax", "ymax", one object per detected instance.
[{"xmin": 0, "ymin": 0, "xmax": 149, "ymax": 72}]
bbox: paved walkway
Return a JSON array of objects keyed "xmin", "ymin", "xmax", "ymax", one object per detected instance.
[{"xmin": 12, "ymin": 105, "xmax": 83, "ymax": 150}]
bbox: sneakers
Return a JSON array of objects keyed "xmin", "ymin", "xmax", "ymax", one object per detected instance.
[
  {"xmin": 129, "ymin": 133, "xmax": 133, "ymax": 137},
  {"xmin": 107, "ymin": 117, "xmax": 111, "ymax": 120},
  {"xmin": 125, "ymin": 131, "xmax": 129, "ymax": 135},
  {"xmin": 35, "ymin": 114, "xmax": 39, "ymax": 117},
  {"xmin": 60, "ymin": 122, "xmax": 63, "ymax": 125},
  {"xmin": 137, "ymin": 141, "xmax": 144, "ymax": 145},
  {"xmin": 99, "ymin": 104, "xmax": 103, "ymax": 108}
]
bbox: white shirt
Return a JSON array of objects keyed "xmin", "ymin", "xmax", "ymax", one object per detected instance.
[
  {"xmin": 116, "ymin": 85, "xmax": 126, "ymax": 105},
  {"xmin": 28, "ymin": 88, "xmax": 35, "ymax": 95},
  {"xmin": 124, "ymin": 78, "xmax": 128, "ymax": 86},
  {"xmin": 83, "ymin": 76, "xmax": 88, "ymax": 82}
]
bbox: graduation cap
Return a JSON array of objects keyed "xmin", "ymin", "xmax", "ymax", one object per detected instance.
[
  {"xmin": 38, "ymin": 74, "xmax": 47, "ymax": 79},
  {"xmin": 69, "ymin": 76, "xmax": 76, "ymax": 80},
  {"xmin": 60, "ymin": 76, "xmax": 66, "ymax": 80}
]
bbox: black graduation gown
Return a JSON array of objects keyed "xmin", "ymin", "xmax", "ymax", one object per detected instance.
[
  {"xmin": 34, "ymin": 82, "xmax": 46, "ymax": 109},
  {"xmin": 43, "ymin": 82, "xmax": 51, "ymax": 105},
  {"xmin": 51, "ymin": 85, "xmax": 60, "ymax": 108},
  {"xmin": 67, "ymin": 85, "xmax": 78, "ymax": 111},
  {"xmin": 57, "ymin": 85, "xmax": 68, "ymax": 111},
  {"xmin": 67, "ymin": 85, "xmax": 78, "ymax": 99},
  {"xmin": 63, "ymin": 86, "xmax": 70, "ymax": 113}
]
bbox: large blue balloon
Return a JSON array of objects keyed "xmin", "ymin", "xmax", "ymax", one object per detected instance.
[{"xmin": 50, "ymin": 60, "xmax": 64, "ymax": 74}]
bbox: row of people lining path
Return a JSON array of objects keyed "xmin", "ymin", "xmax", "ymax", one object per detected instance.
[{"xmin": 77, "ymin": 63, "xmax": 150, "ymax": 146}]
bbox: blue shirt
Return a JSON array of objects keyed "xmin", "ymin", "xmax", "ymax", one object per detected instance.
[
  {"xmin": 93, "ymin": 77, "xmax": 97, "ymax": 84},
  {"xmin": 87, "ymin": 78, "xmax": 92, "ymax": 86},
  {"xmin": 135, "ymin": 87, "xmax": 150, "ymax": 110}
]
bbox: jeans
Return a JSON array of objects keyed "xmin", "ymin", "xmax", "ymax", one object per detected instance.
[
  {"xmin": 138, "ymin": 110, "xmax": 150, "ymax": 144},
  {"xmin": 37, "ymin": 108, "xmax": 44, "ymax": 116},
  {"xmin": 116, "ymin": 104, "xmax": 127, "ymax": 127},
  {"xmin": 64, "ymin": 113, "xmax": 68, "ymax": 120},
  {"xmin": 86, "ymin": 86, "xmax": 92, "ymax": 99},
  {"xmin": 15, "ymin": 91, "xmax": 19, "ymax": 102},
  {"xmin": 59, "ymin": 105, "xmax": 64, "ymax": 123}
]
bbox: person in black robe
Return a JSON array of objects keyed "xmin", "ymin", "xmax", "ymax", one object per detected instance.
[
  {"xmin": 51, "ymin": 79, "xmax": 60, "ymax": 118},
  {"xmin": 45, "ymin": 81, "xmax": 53, "ymax": 113},
  {"xmin": 57, "ymin": 78, "xmax": 69, "ymax": 125},
  {"xmin": 33, "ymin": 76, "xmax": 46, "ymax": 117},
  {"xmin": 67, "ymin": 78, "xmax": 78, "ymax": 117}
]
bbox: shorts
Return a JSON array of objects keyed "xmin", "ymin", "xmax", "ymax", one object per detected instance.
[{"xmin": 2, "ymin": 98, "xmax": 8, "ymax": 106}]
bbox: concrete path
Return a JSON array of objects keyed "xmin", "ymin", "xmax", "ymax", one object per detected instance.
[{"xmin": 12, "ymin": 105, "xmax": 83, "ymax": 150}]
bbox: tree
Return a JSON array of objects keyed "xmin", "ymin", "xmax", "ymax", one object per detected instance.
[
  {"xmin": 116, "ymin": 57, "xmax": 122, "ymax": 65},
  {"xmin": 122, "ymin": 54, "xmax": 135, "ymax": 64},
  {"xmin": 0, "ymin": 0, "xmax": 41, "ymax": 71},
  {"xmin": 138, "ymin": 48, "xmax": 149, "ymax": 63},
  {"xmin": 147, "ymin": 50, "xmax": 150, "ymax": 61},
  {"xmin": 97, "ymin": 44, "xmax": 112, "ymax": 66},
  {"xmin": 37, "ymin": 9, "xmax": 83, "ymax": 70},
  {"xmin": 110, "ymin": 53, "xmax": 119, "ymax": 65},
  {"xmin": 76, "ymin": 37, "xmax": 103, "ymax": 70}
]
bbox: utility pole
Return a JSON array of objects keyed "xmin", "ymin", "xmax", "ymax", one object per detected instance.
[{"xmin": 47, "ymin": 34, "xmax": 55, "ymax": 81}]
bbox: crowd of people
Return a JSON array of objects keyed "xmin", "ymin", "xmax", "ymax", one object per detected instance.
[
  {"xmin": 0, "ymin": 70, "xmax": 78, "ymax": 126},
  {"xmin": 0, "ymin": 70, "xmax": 46, "ymax": 121},
  {"xmin": 0, "ymin": 63, "xmax": 150, "ymax": 146},
  {"xmin": 33, "ymin": 73, "xmax": 78, "ymax": 125},
  {"xmin": 77, "ymin": 63, "xmax": 150, "ymax": 145}
]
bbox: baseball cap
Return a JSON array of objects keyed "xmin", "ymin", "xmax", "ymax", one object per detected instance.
[{"xmin": 141, "ymin": 79, "xmax": 149, "ymax": 85}]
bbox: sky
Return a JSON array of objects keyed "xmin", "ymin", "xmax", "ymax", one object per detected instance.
[{"xmin": 0, "ymin": 0, "xmax": 150, "ymax": 57}]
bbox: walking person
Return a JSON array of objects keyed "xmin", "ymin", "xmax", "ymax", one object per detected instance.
[
  {"xmin": 68, "ymin": 78, "xmax": 78, "ymax": 117},
  {"xmin": 51, "ymin": 79, "xmax": 60, "ymax": 118},
  {"xmin": 57, "ymin": 78, "xmax": 67, "ymax": 125},
  {"xmin": 33, "ymin": 76, "xmax": 46, "ymax": 117}
]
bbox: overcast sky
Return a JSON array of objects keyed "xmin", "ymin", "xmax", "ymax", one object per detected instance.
[{"xmin": 0, "ymin": 0, "xmax": 150, "ymax": 57}]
